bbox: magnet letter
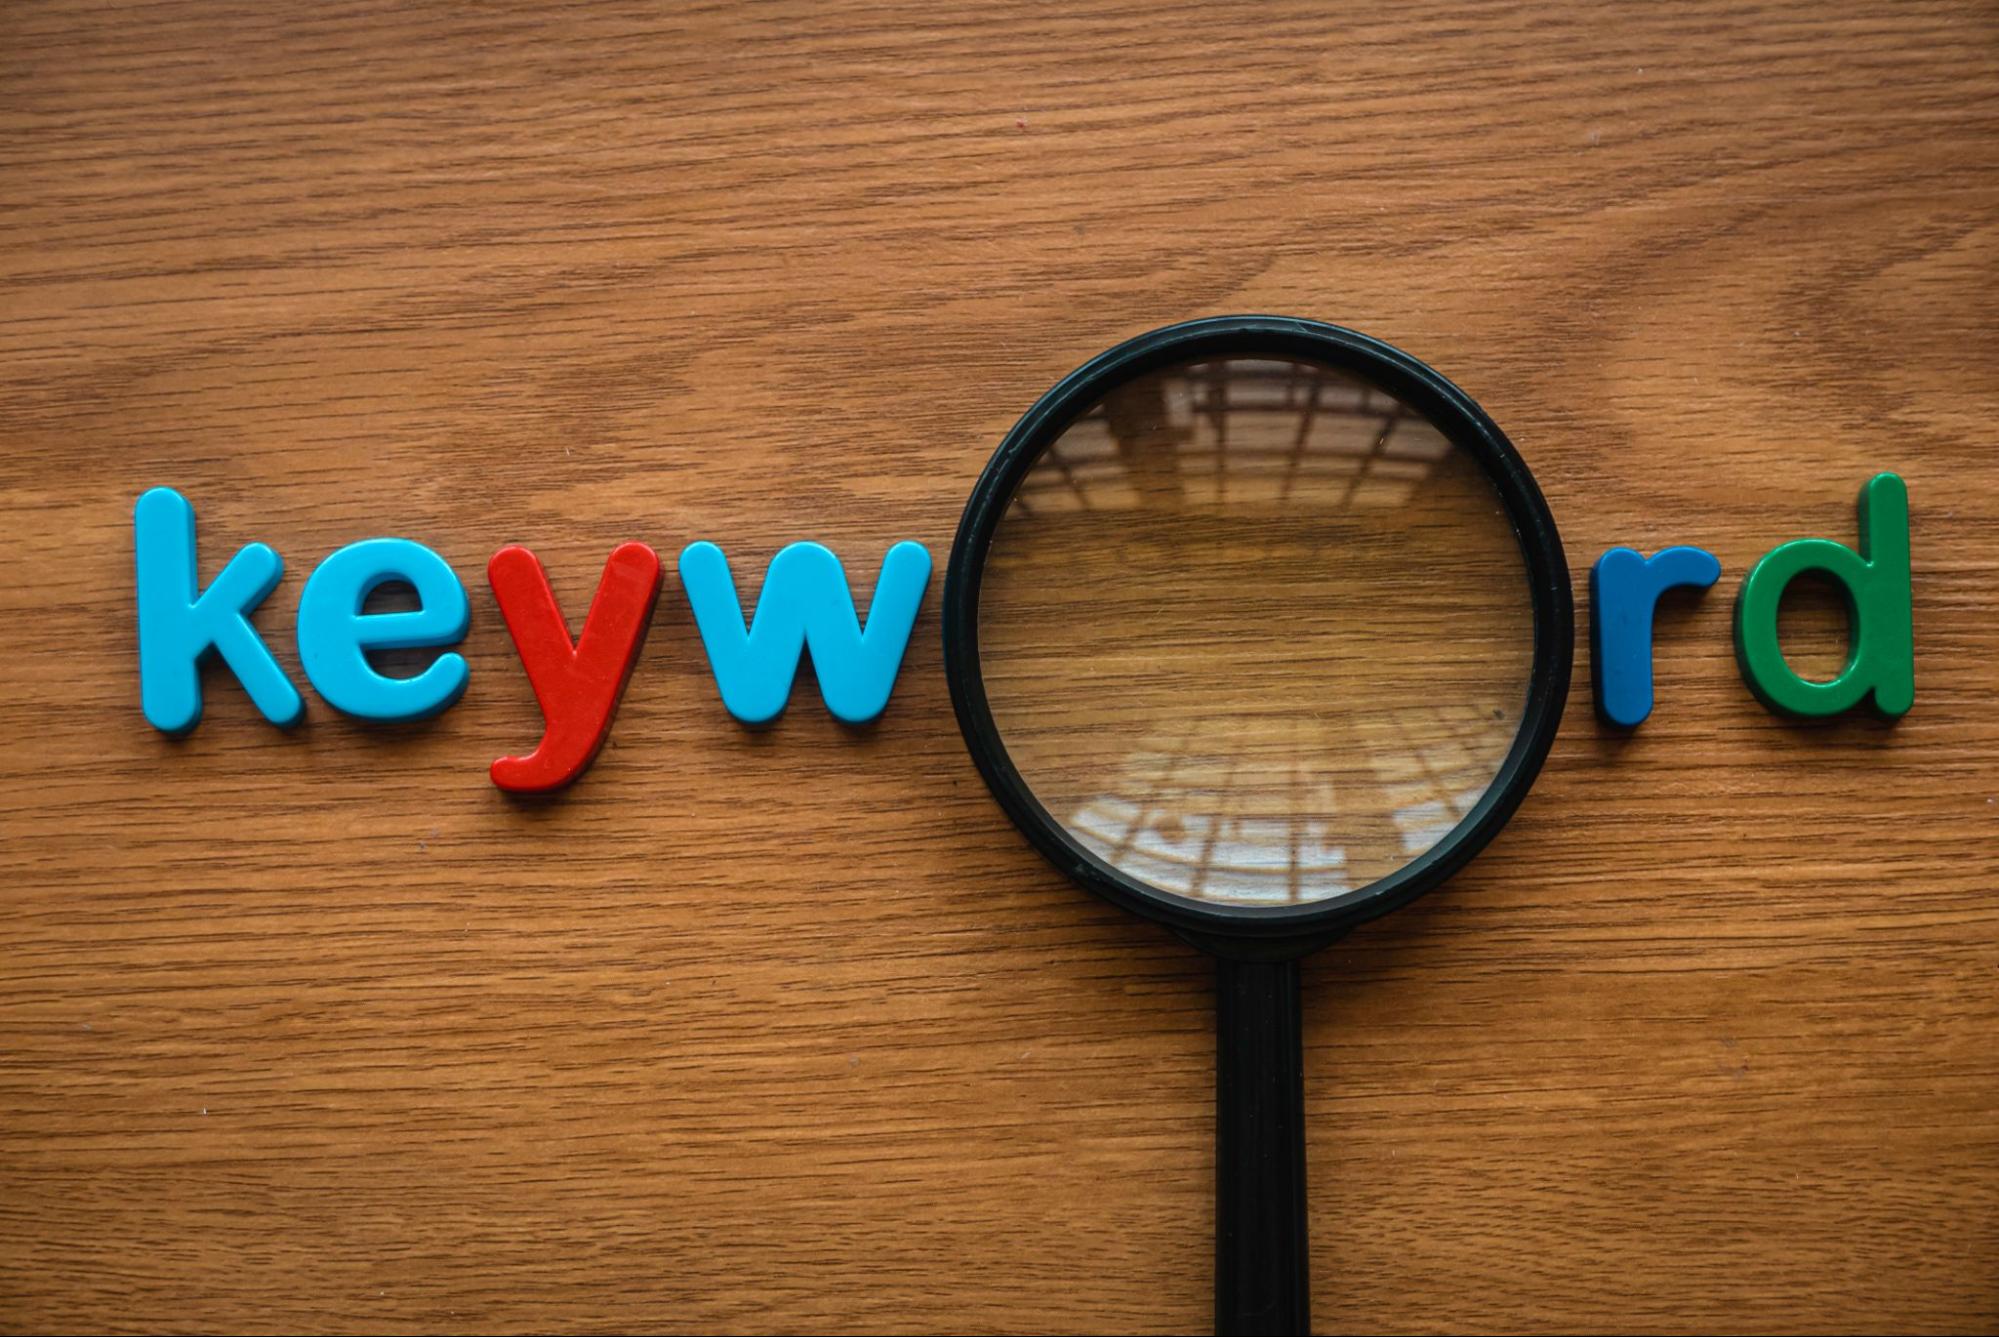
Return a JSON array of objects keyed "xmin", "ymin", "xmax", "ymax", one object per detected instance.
[
  {"xmin": 1734, "ymin": 472, "xmax": 1913, "ymax": 719},
  {"xmin": 488, "ymin": 542, "xmax": 663, "ymax": 793},
  {"xmin": 679, "ymin": 540, "xmax": 932, "ymax": 725},
  {"xmin": 1590, "ymin": 545, "xmax": 1722, "ymax": 727},
  {"xmin": 297, "ymin": 538, "xmax": 470, "ymax": 720},
  {"xmin": 133, "ymin": 487, "xmax": 303, "ymax": 734}
]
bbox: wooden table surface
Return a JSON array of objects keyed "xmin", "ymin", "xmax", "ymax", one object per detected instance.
[{"xmin": 4, "ymin": 2, "xmax": 1996, "ymax": 1332}]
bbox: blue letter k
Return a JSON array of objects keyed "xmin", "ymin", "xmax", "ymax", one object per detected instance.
[{"xmin": 133, "ymin": 487, "xmax": 303, "ymax": 734}]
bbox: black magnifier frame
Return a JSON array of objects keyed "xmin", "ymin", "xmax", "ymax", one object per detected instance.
[{"xmin": 942, "ymin": 315, "xmax": 1573, "ymax": 1335}]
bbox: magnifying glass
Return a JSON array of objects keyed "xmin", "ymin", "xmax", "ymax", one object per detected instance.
[{"xmin": 942, "ymin": 316, "xmax": 1572, "ymax": 1335}]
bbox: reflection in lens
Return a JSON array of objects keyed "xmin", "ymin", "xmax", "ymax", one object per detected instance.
[{"xmin": 977, "ymin": 356, "xmax": 1537, "ymax": 906}]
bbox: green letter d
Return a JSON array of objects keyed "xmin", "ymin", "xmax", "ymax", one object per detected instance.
[{"xmin": 1734, "ymin": 472, "xmax": 1913, "ymax": 719}]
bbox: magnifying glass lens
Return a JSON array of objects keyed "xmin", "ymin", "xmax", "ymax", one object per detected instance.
[{"xmin": 978, "ymin": 355, "xmax": 1536, "ymax": 906}]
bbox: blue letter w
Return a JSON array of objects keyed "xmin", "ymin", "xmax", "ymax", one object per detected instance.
[{"xmin": 678, "ymin": 540, "xmax": 932, "ymax": 724}]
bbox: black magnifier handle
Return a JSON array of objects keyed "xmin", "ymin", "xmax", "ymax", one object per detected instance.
[{"xmin": 1214, "ymin": 955, "xmax": 1311, "ymax": 1336}]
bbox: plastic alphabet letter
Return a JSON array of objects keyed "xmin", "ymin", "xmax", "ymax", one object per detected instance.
[
  {"xmin": 1590, "ymin": 545, "xmax": 1722, "ymax": 727},
  {"xmin": 133, "ymin": 486, "xmax": 303, "ymax": 734},
  {"xmin": 1734, "ymin": 472, "xmax": 1913, "ymax": 719},
  {"xmin": 488, "ymin": 542, "xmax": 664, "ymax": 793},
  {"xmin": 296, "ymin": 538, "xmax": 471, "ymax": 721},
  {"xmin": 679, "ymin": 540, "xmax": 932, "ymax": 724}
]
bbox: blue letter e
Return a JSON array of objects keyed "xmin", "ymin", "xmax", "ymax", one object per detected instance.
[
  {"xmin": 297, "ymin": 539, "xmax": 470, "ymax": 721},
  {"xmin": 680, "ymin": 540, "xmax": 931, "ymax": 724},
  {"xmin": 1591, "ymin": 545, "xmax": 1722, "ymax": 728},
  {"xmin": 133, "ymin": 487, "xmax": 303, "ymax": 734}
]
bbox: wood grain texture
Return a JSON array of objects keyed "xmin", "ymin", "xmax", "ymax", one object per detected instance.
[{"xmin": 2, "ymin": 2, "xmax": 1996, "ymax": 1332}]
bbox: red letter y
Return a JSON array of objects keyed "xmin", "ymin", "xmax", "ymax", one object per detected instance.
[{"xmin": 488, "ymin": 542, "xmax": 663, "ymax": 793}]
